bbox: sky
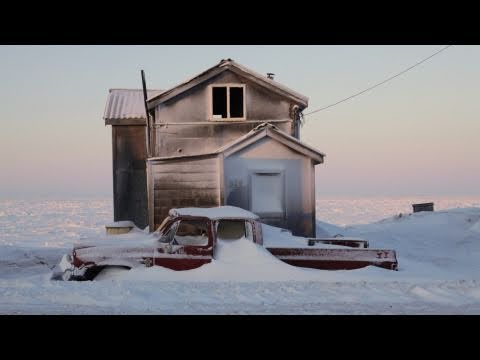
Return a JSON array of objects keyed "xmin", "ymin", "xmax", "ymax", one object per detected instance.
[{"xmin": 0, "ymin": 45, "xmax": 479, "ymax": 199}]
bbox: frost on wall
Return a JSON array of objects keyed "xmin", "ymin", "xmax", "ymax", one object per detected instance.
[{"xmin": 251, "ymin": 173, "xmax": 284, "ymax": 215}]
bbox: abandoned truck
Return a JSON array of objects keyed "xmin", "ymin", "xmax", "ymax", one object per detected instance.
[{"xmin": 51, "ymin": 206, "xmax": 398, "ymax": 281}]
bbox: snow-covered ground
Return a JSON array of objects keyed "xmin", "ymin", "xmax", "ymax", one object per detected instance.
[
  {"xmin": 1, "ymin": 198, "xmax": 480, "ymax": 314},
  {"xmin": 316, "ymin": 196, "xmax": 480, "ymax": 225}
]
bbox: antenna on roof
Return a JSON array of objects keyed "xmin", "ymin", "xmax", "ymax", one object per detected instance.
[{"xmin": 141, "ymin": 70, "xmax": 152, "ymax": 158}]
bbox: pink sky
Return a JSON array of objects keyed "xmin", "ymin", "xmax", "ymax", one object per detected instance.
[{"xmin": 0, "ymin": 45, "xmax": 479, "ymax": 198}]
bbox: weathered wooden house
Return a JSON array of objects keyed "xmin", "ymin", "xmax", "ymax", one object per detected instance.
[{"xmin": 103, "ymin": 59, "xmax": 325, "ymax": 237}]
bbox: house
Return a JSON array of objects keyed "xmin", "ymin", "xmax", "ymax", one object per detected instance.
[{"xmin": 103, "ymin": 59, "xmax": 325, "ymax": 237}]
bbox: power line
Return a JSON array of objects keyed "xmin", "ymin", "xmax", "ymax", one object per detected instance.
[{"xmin": 304, "ymin": 45, "xmax": 453, "ymax": 116}]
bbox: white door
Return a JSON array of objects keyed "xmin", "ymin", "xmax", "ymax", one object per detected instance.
[{"xmin": 250, "ymin": 172, "xmax": 285, "ymax": 218}]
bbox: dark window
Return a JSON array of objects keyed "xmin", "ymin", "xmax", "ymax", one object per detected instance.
[
  {"xmin": 229, "ymin": 87, "xmax": 244, "ymax": 118},
  {"xmin": 211, "ymin": 85, "xmax": 245, "ymax": 119},
  {"xmin": 212, "ymin": 87, "xmax": 227, "ymax": 118}
]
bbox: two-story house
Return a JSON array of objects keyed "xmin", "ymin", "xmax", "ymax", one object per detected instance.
[{"xmin": 103, "ymin": 59, "xmax": 325, "ymax": 237}]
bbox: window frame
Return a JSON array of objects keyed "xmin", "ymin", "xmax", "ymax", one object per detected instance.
[{"xmin": 208, "ymin": 84, "xmax": 246, "ymax": 121}]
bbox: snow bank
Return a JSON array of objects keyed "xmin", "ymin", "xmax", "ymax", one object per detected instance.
[
  {"xmin": 105, "ymin": 221, "xmax": 135, "ymax": 228},
  {"xmin": 470, "ymin": 220, "xmax": 480, "ymax": 234},
  {"xmin": 116, "ymin": 237, "xmax": 322, "ymax": 282},
  {"xmin": 330, "ymin": 207, "xmax": 480, "ymax": 280},
  {"xmin": 2, "ymin": 199, "xmax": 480, "ymax": 314},
  {"xmin": 315, "ymin": 197, "xmax": 480, "ymax": 226},
  {"xmin": 72, "ymin": 228, "xmax": 157, "ymax": 248},
  {"xmin": 262, "ymin": 224, "xmax": 346, "ymax": 249}
]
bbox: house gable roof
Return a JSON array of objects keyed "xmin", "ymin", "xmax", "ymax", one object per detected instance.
[
  {"xmin": 146, "ymin": 59, "xmax": 309, "ymax": 109},
  {"xmin": 217, "ymin": 122, "xmax": 325, "ymax": 164},
  {"xmin": 148, "ymin": 122, "xmax": 325, "ymax": 165}
]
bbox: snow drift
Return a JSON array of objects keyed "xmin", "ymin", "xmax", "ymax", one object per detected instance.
[{"xmin": 1, "ymin": 199, "xmax": 480, "ymax": 314}]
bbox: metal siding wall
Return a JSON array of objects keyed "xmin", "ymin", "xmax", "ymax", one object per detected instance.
[{"xmin": 113, "ymin": 125, "xmax": 148, "ymax": 229}]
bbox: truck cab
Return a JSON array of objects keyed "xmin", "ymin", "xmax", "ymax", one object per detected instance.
[
  {"xmin": 151, "ymin": 213, "xmax": 262, "ymax": 270},
  {"xmin": 53, "ymin": 206, "xmax": 263, "ymax": 280},
  {"xmin": 52, "ymin": 206, "xmax": 397, "ymax": 281}
]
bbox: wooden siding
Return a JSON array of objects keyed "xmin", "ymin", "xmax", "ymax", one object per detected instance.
[{"xmin": 150, "ymin": 156, "xmax": 220, "ymax": 231}]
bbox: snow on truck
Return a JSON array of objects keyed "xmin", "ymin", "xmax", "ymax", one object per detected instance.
[{"xmin": 51, "ymin": 206, "xmax": 398, "ymax": 281}]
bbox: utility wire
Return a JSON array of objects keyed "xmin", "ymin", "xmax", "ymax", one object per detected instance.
[{"xmin": 304, "ymin": 45, "xmax": 453, "ymax": 116}]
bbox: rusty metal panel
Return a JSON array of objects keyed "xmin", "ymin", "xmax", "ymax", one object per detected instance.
[
  {"xmin": 267, "ymin": 247, "xmax": 398, "ymax": 271},
  {"xmin": 307, "ymin": 238, "xmax": 369, "ymax": 248},
  {"xmin": 413, "ymin": 202, "xmax": 434, "ymax": 212}
]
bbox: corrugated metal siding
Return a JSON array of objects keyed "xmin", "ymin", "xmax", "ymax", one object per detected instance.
[{"xmin": 104, "ymin": 89, "xmax": 163, "ymax": 121}]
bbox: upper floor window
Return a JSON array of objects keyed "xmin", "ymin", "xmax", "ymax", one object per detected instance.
[{"xmin": 210, "ymin": 84, "xmax": 246, "ymax": 120}]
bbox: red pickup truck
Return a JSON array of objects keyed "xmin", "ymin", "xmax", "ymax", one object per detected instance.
[{"xmin": 52, "ymin": 206, "xmax": 398, "ymax": 281}]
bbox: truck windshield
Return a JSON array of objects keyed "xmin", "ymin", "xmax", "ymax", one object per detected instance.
[{"xmin": 174, "ymin": 219, "xmax": 209, "ymax": 246}]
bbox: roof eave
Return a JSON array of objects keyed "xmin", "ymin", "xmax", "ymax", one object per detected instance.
[
  {"xmin": 216, "ymin": 123, "xmax": 325, "ymax": 162},
  {"xmin": 226, "ymin": 61, "xmax": 309, "ymax": 107},
  {"xmin": 146, "ymin": 62, "xmax": 227, "ymax": 108}
]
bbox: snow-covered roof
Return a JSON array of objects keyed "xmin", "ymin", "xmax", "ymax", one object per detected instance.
[
  {"xmin": 216, "ymin": 122, "xmax": 325, "ymax": 163},
  {"xmin": 169, "ymin": 206, "xmax": 259, "ymax": 220},
  {"xmin": 147, "ymin": 59, "xmax": 308, "ymax": 109},
  {"xmin": 104, "ymin": 88, "xmax": 163, "ymax": 124}
]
